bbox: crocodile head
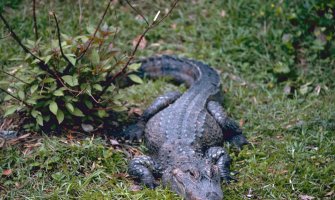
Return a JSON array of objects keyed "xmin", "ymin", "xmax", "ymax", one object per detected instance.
[{"xmin": 163, "ymin": 163, "xmax": 223, "ymax": 200}]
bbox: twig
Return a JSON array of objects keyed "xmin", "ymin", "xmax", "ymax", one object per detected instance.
[
  {"xmin": 124, "ymin": 0, "xmax": 149, "ymax": 26},
  {"xmin": 0, "ymin": 13, "xmax": 58, "ymax": 78},
  {"xmin": 151, "ymin": 0, "xmax": 179, "ymax": 27},
  {"xmin": 0, "ymin": 69, "xmax": 29, "ymax": 84},
  {"xmin": 98, "ymin": 0, "xmax": 180, "ymax": 98},
  {"xmin": 51, "ymin": 12, "xmax": 74, "ymax": 68},
  {"xmin": 33, "ymin": 0, "xmax": 39, "ymax": 41},
  {"xmin": 76, "ymin": 0, "xmax": 113, "ymax": 61},
  {"xmin": 78, "ymin": 0, "xmax": 83, "ymax": 29},
  {"xmin": 0, "ymin": 13, "xmax": 42, "ymax": 63},
  {"xmin": 0, "ymin": 88, "xmax": 31, "ymax": 108}
]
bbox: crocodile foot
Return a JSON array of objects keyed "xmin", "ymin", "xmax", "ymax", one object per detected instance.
[
  {"xmin": 206, "ymin": 146, "xmax": 237, "ymax": 183},
  {"xmin": 122, "ymin": 121, "xmax": 146, "ymax": 141},
  {"xmin": 128, "ymin": 155, "xmax": 161, "ymax": 189}
]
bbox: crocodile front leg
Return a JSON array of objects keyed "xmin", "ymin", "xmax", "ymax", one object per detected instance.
[
  {"xmin": 123, "ymin": 91, "xmax": 181, "ymax": 140},
  {"xmin": 128, "ymin": 155, "xmax": 161, "ymax": 189},
  {"xmin": 206, "ymin": 147, "xmax": 236, "ymax": 183},
  {"xmin": 207, "ymin": 101, "xmax": 249, "ymax": 149}
]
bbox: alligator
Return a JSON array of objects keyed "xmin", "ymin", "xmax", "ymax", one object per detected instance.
[{"xmin": 124, "ymin": 55, "xmax": 249, "ymax": 200}]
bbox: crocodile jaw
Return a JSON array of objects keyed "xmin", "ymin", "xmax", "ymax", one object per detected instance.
[{"xmin": 163, "ymin": 167, "xmax": 223, "ymax": 200}]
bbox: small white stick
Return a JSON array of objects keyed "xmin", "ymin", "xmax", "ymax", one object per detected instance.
[{"xmin": 153, "ymin": 10, "xmax": 161, "ymax": 22}]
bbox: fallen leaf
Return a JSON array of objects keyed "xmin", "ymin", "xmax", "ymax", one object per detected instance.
[
  {"xmin": 132, "ymin": 35, "xmax": 147, "ymax": 50},
  {"xmin": 128, "ymin": 108, "xmax": 143, "ymax": 116},
  {"xmin": 24, "ymin": 142, "xmax": 42, "ymax": 148},
  {"xmin": 313, "ymin": 85, "xmax": 321, "ymax": 96},
  {"xmin": 129, "ymin": 184, "xmax": 142, "ymax": 192},
  {"xmin": 299, "ymin": 194, "xmax": 315, "ymax": 200},
  {"xmin": 81, "ymin": 123, "xmax": 94, "ymax": 132},
  {"xmin": 91, "ymin": 162, "xmax": 96, "ymax": 171},
  {"xmin": 220, "ymin": 10, "xmax": 226, "ymax": 17},
  {"xmin": 2, "ymin": 169, "xmax": 12, "ymax": 176},
  {"xmin": 246, "ymin": 188, "xmax": 253, "ymax": 198},
  {"xmin": 110, "ymin": 139, "xmax": 120, "ymax": 146},
  {"xmin": 325, "ymin": 190, "xmax": 334, "ymax": 197},
  {"xmin": 113, "ymin": 172, "xmax": 128, "ymax": 178},
  {"xmin": 239, "ymin": 119, "xmax": 245, "ymax": 127},
  {"xmin": 66, "ymin": 133, "xmax": 74, "ymax": 140},
  {"xmin": 284, "ymin": 85, "xmax": 291, "ymax": 95}
]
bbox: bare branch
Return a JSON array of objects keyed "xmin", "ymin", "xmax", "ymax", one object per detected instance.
[
  {"xmin": 76, "ymin": 0, "xmax": 113, "ymax": 61},
  {"xmin": 0, "ymin": 88, "xmax": 32, "ymax": 108},
  {"xmin": 0, "ymin": 13, "xmax": 57, "ymax": 78},
  {"xmin": 98, "ymin": 0, "xmax": 180, "ymax": 98},
  {"xmin": 33, "ymin": 0, "xmax": 39, "ymax": 41},
  {"xmin": 125, "ymin": 0, "xmax": 149, "ymax": 26},
  {"xmin": 0, "ymin": 69, "xmax": 29, "ymax": 84},
  {"xmin": 151, "ymin": 0, "xmax": 179, "ymax": 27},
  {"xmin": 51, "ymin": 12, "xmax": 74, "ymax": 68},
  {"xmin": 0, "ymin": 13, "xmax": 42, "ymax": 63}
]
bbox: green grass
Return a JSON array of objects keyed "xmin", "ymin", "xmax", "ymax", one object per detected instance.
[{"xmin": 1, "ymin": 0, "xmax": 334, "ymax": 199}]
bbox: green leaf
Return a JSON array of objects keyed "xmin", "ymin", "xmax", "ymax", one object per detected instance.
[
  {"xmin": 43, "ymin": 77, "xmax": 56, "ymax": 83},
  {"xmin": 31, "ymin": 109, "xmax": 41, "ymax": 118},
  {"xmin": 4, "ymin": 95, "xmax": 13, "ymax": 101},
  {"xmin": 97, "ymin": 110, "xmax": 108, "ymax": 118},
  {"xmin": 128, "ymin": 74, "xmax": 143, "ymax": 84},
  {"xmin": 4, "ymin": 105, "xmax": 18, "ymax": 117},
  {"xmin": 43, "ymin": 55, "xmax": 52, "ymax": 64},
  {"xmin": 26, "ymin": 99, "xmax": 37, "ymax": 105},
  {"xmin": 36, "ymin": 115, "xmax": 44, "ymax": 126},
  {"xmin": 65, "ymin": 54, "xmax": 76, "ymax": 66},
  {"xmin": 84, "ymin": 100, "xmax": 93, "ymax": 109},
  {"xmin": 61, "ymin": 75, "xmax": 79, "ymax": 87},
  {"xmin": 128, "ymin": 63, "xmax": 141, "ymax": 71},
  {"xmin": 44, "ymin": 115, "xmax": 50, "ymax": 122},
  {"xmin": 32, "ymin": 59, "xmax": 40, "ymax": 64},
  {"xmin": 18, "ymin": 90, "xmax": 25, "ymax": 100},
  {"xmin": 91, "ymin": 49, "xmax": 100, "ymax": 65},
  {"xmin": 56, "ymin": 110, "xmax": 64, "ymax": 124},
  {"xmin": 72, "ymin": 107, "xmax": 84, "ymax": 117},
  {"xmin": 30, "ymin": 84, "xmax": 39, "ymax": 94},
  {"xmin": 110, "ymin": 105, "xmax": 127, "ymax": 112},
  {"xmin": 65, "ymin": 103, "xmax": 74, "ymax": 112},
  {"xmin": 53, "ymin": 89, "xmax": 64, "ymax": 96},
  {"xmin": 273, "ymin": 62, "xmax": 290, "ymax": 74},
  {"xmin": 49, "ymin": 101, "xmax": 58, "ymax": 115},
  {"xmin": 68, "ymin": 56, "xmax": 76, "ymax": 66},
  {"xmin": 93, "ymin": 84, "xmax": 102, "ymax": 91}
]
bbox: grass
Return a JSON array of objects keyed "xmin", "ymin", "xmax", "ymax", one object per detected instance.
[{"xmin": 1, "ymin": 0, "xmax": 334, "ymax": 199}]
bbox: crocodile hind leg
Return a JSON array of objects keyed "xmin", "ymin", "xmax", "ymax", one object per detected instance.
[
  {"xmin": 206, "ymin": 147, "xmax": 236, "ymax": 183},
  {"xmin": 128, "ymin": 155, "xmax": 161, "ymax": 189},
  {"xmin": 123, "ymin": 91, "xmax": 181, "ymax": 141},
  {"xmin": 207, "ymin": 101, "xmax": 249, "ymax": 149}
]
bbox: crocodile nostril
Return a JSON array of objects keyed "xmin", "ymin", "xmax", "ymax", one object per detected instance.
[{"xmin": 206, "ymin": 192, "xmax": 221, "ymax": 200}]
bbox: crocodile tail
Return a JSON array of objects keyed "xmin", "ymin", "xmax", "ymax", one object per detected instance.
[{"xmin": 139, "ymin": 55, "xmax": 201, "ymax": 87}]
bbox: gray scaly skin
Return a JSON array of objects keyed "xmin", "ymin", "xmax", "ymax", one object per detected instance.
[{"xmin": 125, "ymin": 55, "xmax": 249, "ymax": 200}]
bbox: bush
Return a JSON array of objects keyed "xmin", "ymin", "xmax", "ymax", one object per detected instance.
[{"xmin": 0, "ymin": 1, "xmax": 178, "ymax": 132}]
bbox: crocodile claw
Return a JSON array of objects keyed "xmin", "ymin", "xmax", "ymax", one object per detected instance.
[{"xmin": 123, "ymin": 121, "xmax": 145, "ymax": 141}]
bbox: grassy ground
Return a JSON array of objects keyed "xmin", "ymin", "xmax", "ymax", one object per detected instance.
[{"xmin": 1, "ymin": 0, "xmax": 334, "ymax": 199}]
